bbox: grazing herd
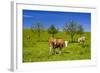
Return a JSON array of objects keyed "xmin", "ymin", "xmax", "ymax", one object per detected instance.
[{"xmin": 49, "ymin": 36, "xmax": 86, "ymax": 55}]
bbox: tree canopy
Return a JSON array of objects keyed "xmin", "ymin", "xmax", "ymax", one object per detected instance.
[
  {"xmin": 64, "ymin": 20, "xmax": 84, "ymax": 42},
  {"xmin": 48, "ymin": 24, "xmax": 58, "ymax": 38}
]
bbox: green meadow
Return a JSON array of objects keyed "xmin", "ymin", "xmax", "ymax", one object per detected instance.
[{"xmin": 23, "ymin": 29, "xmax": 91, "ymax": 62}]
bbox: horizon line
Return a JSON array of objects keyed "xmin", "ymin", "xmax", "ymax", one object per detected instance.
[{"xmin": 23, "ymin": 27, "xmax": 91, "ymax": 32}]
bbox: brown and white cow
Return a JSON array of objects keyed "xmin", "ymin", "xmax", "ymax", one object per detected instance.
[
  {"xmin": 78, "ymin": 36, "xmax": 85, "ymax": 44},
  {"xmin": 49, "ymin": 38, "xmax": 68, "ymax": 55}
]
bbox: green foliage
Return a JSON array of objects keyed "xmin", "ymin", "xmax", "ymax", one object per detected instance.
[
  {"xmin": 64, "ymin": 21, "xmax": 84, "ymax": 42},
  {"xmin": 31, "ymin": 22, "xmax": 44, "ymax": 41},
  {"xmin": 64, "ymin": 21, "xmax": 78, "ymax": 42},
  {"xmin": 48, "ymin": 25, "xmax": 58, "ymax": 38},
  {"xmin": 77, "ymin": 24, "xmax": 84, "ymax": 36}
]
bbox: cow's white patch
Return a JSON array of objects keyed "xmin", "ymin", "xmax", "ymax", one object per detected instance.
[{"xmin": 65, "ymin": 41, "xmax": 68, "ymax": 47}]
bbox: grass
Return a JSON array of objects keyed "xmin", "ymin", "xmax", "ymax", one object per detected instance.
[{"xmin": 23, "ymin": 29, "xmax": 91, "ymax": 62}]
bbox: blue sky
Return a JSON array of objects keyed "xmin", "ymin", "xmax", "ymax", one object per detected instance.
[{"xmin": 23, "ymin": 10, "xmax": 91, "ymax": 32}]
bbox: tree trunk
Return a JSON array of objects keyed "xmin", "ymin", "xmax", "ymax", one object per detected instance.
[
  {"xmin": 38, "ymin": 30, "xmax": 41, "ymax": 41},
  {"xmin": 52, "ymin": 34, "xmax": 54, "ymax": 38},
  {"xmin": 71, "ymin": 35, "xmax": 74, "ymax": 42}
]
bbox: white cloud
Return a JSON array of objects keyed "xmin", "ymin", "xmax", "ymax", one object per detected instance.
[{"xmin": 23, "ymin": 15, "xmax": 33, "ymax": 18}]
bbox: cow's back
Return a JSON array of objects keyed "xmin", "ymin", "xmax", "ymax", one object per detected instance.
[
  {"xmin": 56, "ymin": 39, "xmax": 65, "ymax": 48},
  {"xmin": 49, "ymin": 38, "xmax": 65, "ymax": 48}
]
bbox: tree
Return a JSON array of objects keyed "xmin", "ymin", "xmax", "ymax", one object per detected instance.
[
  {"xmin": 64, "ymin": 20, "xmax": 78, "ymax": 42},
  {"xmin": 48, "ymin": 25, "xmax": 58, "ymax": 38},
  {"xmin": 31, "ymin": 22, "xmax": 44, "ymax": 41},
  {"xmin": 77, "ymin": 24, "xmax": 84, "ymax": 36}
]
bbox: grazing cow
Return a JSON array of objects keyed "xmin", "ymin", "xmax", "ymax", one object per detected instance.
[
  {"xmin": 49, "ymin": 38, "xmax": 68, "ymax": 55},
  {"xmin": 78, "ymin": 36, "xmax": 85, "ymax": 44}
]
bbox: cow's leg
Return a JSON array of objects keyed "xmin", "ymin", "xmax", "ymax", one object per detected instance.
[
  {"xmin": 59, "ymin": 48, "xmax": 62, "ymax": 54},
  {"xmin": 52, "ymin": 48, "xmax": 57, "ymax": 55},
  {"xmin": 55, "ymin": 48, "xmax": 59, "ymax": 54},
  {"xmin": 49, "ymin": 46, "xmax": 56, "ymax": 55},
  {"xmin": 53, "ymin": 49, "xmax": 56, "ymax": 54},
  {"xmin": 49, "ymin": 46, "xmax": 52, "ymax": 55}
]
